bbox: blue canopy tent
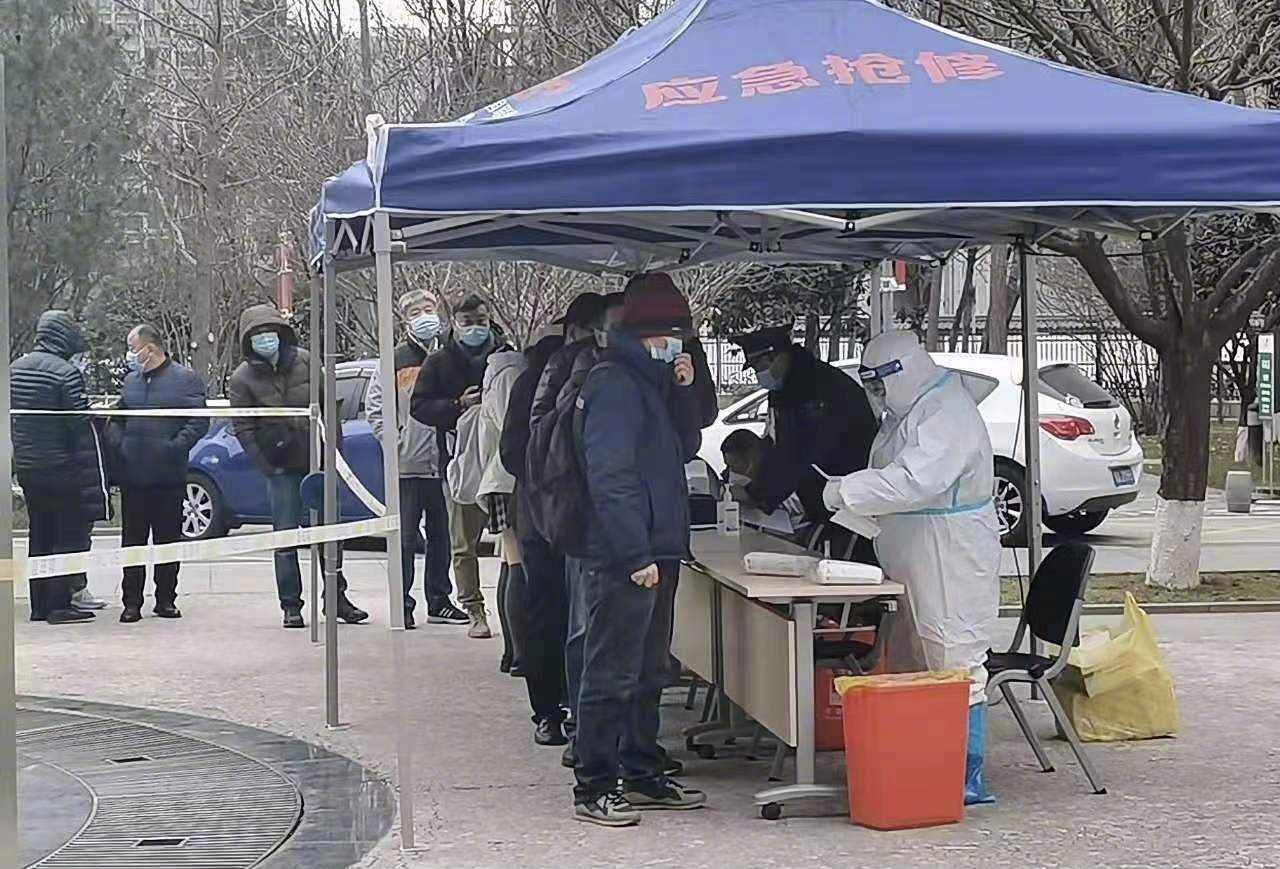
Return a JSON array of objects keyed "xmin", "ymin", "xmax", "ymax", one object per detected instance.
[
  {"xmin": 306, "ymin": 0, "xmax": 1280, "ymax": 844},
  {"xmin": 312, "ymin": 0, "xmax": 1280, "ymax": 271}
]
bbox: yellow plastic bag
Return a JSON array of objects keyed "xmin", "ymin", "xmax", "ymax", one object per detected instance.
[
  {"xmin": 835, "ymin": 669, "xmax": 969, "ymax": 695},
  {"xmin": 1051, "ymin": 593, "xmax": 1180, "ymax": 742}
]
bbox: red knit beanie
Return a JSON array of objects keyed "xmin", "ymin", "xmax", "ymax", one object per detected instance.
[{"xmin": 619, "ymin": 273, "xmax": 694, "ymax": 338}]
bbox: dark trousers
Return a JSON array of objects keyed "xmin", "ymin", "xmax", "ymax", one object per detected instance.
[
  {"xmin": 519, "ymin": 532, "xmax": 568, "ymax": 722},
  {"xmin": 564, "ymin": 556, "xmax": 587, "ymax": 726},
  {"xmin": 23, "ymin": 481, "xmax": 92, "ymax": 618},
  {"xmin": 399, "ymin": 477, "xmax": 452, "ymax": 613},
  {"xmin": 121, "ymin": 485, "xmax": 184, "ymax": 609},
  {"xmin": 268, "ymin": 472, "xmax": 345, "ymax": 610},
  {"xmin": 573, "ymin": 561, "xmax": 678, "ymax": 804}
]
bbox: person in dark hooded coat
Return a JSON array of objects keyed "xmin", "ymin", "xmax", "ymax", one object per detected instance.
[
  {"xmin": 12, "ymin": 311, "xmax": 109, "ymax": 624},
  {"xmin": 228, "ymin": 303, "xmax": 368, "ymax": 629}
]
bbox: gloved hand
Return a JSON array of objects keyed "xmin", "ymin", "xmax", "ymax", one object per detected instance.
[{"xmin": 823, "ymin": 478, "xmax": 844, "ymax": 511}]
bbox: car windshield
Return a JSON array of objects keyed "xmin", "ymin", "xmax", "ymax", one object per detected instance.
[{"xmin": 1038, "ymin": 364, "xmax": 1119, "ymax": 409}]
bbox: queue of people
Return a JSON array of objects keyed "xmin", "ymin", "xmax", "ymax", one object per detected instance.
[{"xmin": 10, "ymin": 286, "xmax": 998, "ymax": 814}]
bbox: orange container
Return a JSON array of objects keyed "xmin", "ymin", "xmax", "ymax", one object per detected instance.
[
  {"xmin": 841, "ymin": 677, "xmax": 969, "ymax": 830},
  {"xmin": 814, "ymin": 634, "xmax": 887, "ymax": 752}
]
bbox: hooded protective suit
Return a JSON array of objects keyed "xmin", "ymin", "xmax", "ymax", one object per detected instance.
[{"xmin": 826, "ymin": 330, "xmax": 1000, "ymax": 705}]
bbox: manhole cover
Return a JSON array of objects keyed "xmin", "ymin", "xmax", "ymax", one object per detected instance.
[{"xmin": 20, "ymin": 713, "xmax": 301, "ymax": 868}]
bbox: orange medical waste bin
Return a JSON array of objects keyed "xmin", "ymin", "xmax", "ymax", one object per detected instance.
[{"xmin": 838, "ymin": 672, "xmax": 969, "ymax": 830}]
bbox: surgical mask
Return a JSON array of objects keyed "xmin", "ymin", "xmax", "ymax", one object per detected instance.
[
  {"xmin": 458, "ymin": 324, "xmax": 491, "ymax": 348},
  {"xmin": 649, "ymin": 336, "xmax": 683, "ymax": 364},
  {"xmin": 756, "ymin": 369, "xmax": 782, "ymax": 391},
  {"xmin": 125, "ymin": 350, "xmax": 142, "ymax": 372},
  {"xmin": 864, "ymin": 381, "xmax": 888, "ymax": 418},
  {"xmin": 726, "ymin": 470, "xmax": 753, "ymax": 487},
  {"xmin": 409, "ymin": 313, "xmax": 440, "ymax": 342},
  {"xmin": 251, "ymin": 332, "xmax": 281, "ymax": 362}
]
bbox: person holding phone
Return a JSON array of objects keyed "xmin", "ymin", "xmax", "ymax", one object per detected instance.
[{"xmin": 411, "ymin": 294, "xmax": 514, "ymax": 639}]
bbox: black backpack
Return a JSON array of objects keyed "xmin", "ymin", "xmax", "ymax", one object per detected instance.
[{"xmin": 524, "ymin": 360, "xmax": 610, "ymax": 557}]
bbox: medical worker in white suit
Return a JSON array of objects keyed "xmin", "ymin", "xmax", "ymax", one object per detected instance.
[{"xmin": 823, "ymin": 329, "xmax": 1000, "ymax": 804}]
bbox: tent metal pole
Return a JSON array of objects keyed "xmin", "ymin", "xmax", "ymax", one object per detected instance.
[
  {"xmin": 1018, "ymin": 242, "xmax": 1044, "ymax": 687},
  {"xmin": 309, "ymin": 271, "xmax": 322, "ymax": 646},
  {"xmin": 0, "ymin": 55, "xmax": 18, "ymax": 869},
  {"xmin": 372, "ymin": 211, "xmax": 418, "ymax": 852},
  {"xmin": 323, "ymin": 219, "xmax": 342, "ymax": 728}
]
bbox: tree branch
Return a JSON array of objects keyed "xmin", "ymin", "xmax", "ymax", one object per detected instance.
[{"xmin": 1041, "ymin": 232, "xmax": 1170, "ymax": 349}]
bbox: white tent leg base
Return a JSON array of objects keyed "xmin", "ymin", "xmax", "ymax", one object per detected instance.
[{"xmin": 1146, "ymin": 496, "xmax": 1204, "ymax": 589}]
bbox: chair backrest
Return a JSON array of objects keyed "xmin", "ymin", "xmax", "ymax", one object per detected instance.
[{"xmin": 1024, "ymin": 542, "xmax": 1096, "ymax": 646}]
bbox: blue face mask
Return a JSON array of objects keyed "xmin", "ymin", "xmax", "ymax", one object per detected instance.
[
  {"xmin": 125, "ymin": 350, "xmax": 142, "ymax": 372},
  {"xmin": 649, "ymin": 336, "xmax": 683, "ymax": 364},
  {"xmin": 410, "ymin": 313, "xmax": 440, "ymax": 342},
  {"xmin": 251, "ymin": 332, "xmax": 281, "ymax": 362},
  {"xmin": 458, "ymin": 324, "xmax": 491, "ymax": 348},
  {"xmin": 756, "ymin": 368, "xmax": 782, "ymax": 391}
]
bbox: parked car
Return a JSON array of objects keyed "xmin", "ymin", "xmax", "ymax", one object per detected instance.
[
  {"xmin": 183, "ymin": 361, "xmax": 385, "ymax": 540},
  {"xmin": 698, "ymin": 353, "xmax": 1144, "ymax": 545}
]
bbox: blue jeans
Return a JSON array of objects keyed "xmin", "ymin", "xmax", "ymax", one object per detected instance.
[
  {"xmin": 268, "ymin": 472, "xmax": 345, "ymax": 610},
  {"xmin": 573, "ymin": 561, "xmax": 678, "ymax": 804},
  {"xmin": 399, "ymin": 477, "xmax": 452, "ymax": 613},
  {"xmin": 564, "ymin": 556, "xmax": 587, "ymax": 726}
]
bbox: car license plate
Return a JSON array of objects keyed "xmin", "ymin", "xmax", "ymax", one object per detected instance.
[{"xmin": 1112, "ymin": 466, "xmax": 1136, "ymax": 487}]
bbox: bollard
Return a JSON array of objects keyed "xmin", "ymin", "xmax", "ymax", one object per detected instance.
[{"xmin": 1224, "ymin": 468, "xmax": 1253, "ymax": 513}]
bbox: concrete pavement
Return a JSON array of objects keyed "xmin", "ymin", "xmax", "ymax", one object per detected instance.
[{"xmin": 13, "ymin": 568, "xmax": 1280, "ymax": 869}]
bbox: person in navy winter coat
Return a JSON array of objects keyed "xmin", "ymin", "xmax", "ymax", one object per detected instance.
[
  {"xmin": 570, "ymin": 274, "xmax": 709, "ymax": 827},
  {"xmin": 12, "ymin": 311, "xmax": 111, "ymax": 624},
  {"xmin": 105, "ymin": 324, "xmax": 208, "ymax": 623}
]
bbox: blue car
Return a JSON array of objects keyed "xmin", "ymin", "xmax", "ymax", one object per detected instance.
[{"xmin": 183, "ymin": 361, "xmax": 387, "ymax": 540}]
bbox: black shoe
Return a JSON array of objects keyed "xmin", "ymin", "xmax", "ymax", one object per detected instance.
[
  {"xmin": 573, "ymin": 792, "xmax": 641, "ymax": 828},
  {"xmin": 510, "ymin": 662, "xmax": 526, "ymax": 678},
  {"xmin": 47, "ymin": 608, "xmax": 95, "ymax": 625},
  {"xmin": 499, "ymin": 652, "xmax": 512, "ymax": 674},
  {"xmin": 29, "ymin": 612, "xmax": 47, "ymax": 622},
  {"xmin": 404, "ymin": 609, "xmax": 416, "ymax": 630},
  {"xmin": 283, "ymin": 608, "xmax": 305, "ymax": 629},
  {"xmin": 426, "ymin": 602, "xmax": 469, "ymax": 625},
  {"xmin": 660, "ymin": 751, "xmax": 684, "ymax": 778},
  {"xmin": 336, "ymin": 597, "xmax": 369, "ymax": 625},
  {"xmin": 561, "ymin": 741, "xmax": 578, "ymax": 769},
  {"xmin": 120, "ymin": 606, "xmax": 142, "ymax": 624},
  {"xmin": 153, "ymin": 605, "xmax": 182, "ymax": 619},
  {"xmin": 535, "ymin": 718, "xmax": 569, "ymax": 747}
]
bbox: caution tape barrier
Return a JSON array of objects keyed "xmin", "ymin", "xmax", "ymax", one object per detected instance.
[{"xmin": 8, "ymin": 516, "xmax": 399, "ymax": 584}]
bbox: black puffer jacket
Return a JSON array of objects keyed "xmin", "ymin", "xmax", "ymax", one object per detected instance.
[
  {"xmin": 12, "ymin": 311, "xmax": 109, "ymax": 519},
  {"xmin": 106, "ymin": 359, "xmax": 208, "ymax": 488},
  {"xmin": 409, "ymin": 331, "xmax": 514, "ymax": 464},
  {"xmin": 228, "ymin": 305, "xmax": 312, "ymax": 476}
]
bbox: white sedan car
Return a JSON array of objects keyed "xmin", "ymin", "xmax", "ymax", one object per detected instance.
[{"xmin": 699, "ymin": 353, "xmax": 1144, "ymax": 544}]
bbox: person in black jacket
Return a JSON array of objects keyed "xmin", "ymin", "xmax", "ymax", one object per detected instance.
[
  {"xmin": 228, "ymin": 303, "xmax": 367, "ymax": 629},
  {"xmin": 731, "ymin": 326, "xmax": 880, "ymax": 561},
  {"xmin": 571, "ymin": 276, "xmax": 708, "ymax": 826},
  {"xmin": 410, "ymin": 294, "xmax": 513, "ymax": 639},
  {"xmin": 106, "ymin": 324, "xmax": 208, "ymax": 623},
  {"xmin": 499, "ymin": 293, "xmax": 610, "ymax": 749},
  {"xmin": 12, "ymin": 311, "xmax": 110, "ymax": 624}
]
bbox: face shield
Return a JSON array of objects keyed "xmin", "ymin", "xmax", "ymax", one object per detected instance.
[{"xmin": 858, "ymin": 358, "xmax": 903, "ymax": 418}]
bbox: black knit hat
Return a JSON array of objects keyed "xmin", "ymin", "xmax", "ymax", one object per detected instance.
[
  {"xmin": 554, "ymin": 292, "xmax": 609, "ymax": 328},
  {"xmin": 619, "ymin": 273, "xmax": 694, "ymax": 339}
]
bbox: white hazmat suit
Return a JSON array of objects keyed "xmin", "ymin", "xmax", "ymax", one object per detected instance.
[{"xmin": 825, "ymin": 330, "xmax": 1000, "ymax": 705}]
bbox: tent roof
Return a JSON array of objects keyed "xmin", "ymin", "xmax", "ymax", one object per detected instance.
[{"xmin": 312, "ymin": 0, "xmax": 1280, "ymax": 270}]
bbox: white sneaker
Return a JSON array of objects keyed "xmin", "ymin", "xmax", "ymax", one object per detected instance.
[{"xmin": 71, "ymin": 589, "xmax": 108, "ymax": 610}]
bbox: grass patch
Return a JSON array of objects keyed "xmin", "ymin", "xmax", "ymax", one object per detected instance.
[
  {"xmin": 1139, "ymin": 423, "xmax": 1255, "ymax": 490},
  {"xmin": 1001, "ymin": 571, "xmax": 1280, "ymax": 606}
]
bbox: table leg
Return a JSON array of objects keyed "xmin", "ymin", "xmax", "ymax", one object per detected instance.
[
  {"xmin": 754, "ymin": 599, "xmax": 842, "ymax": 816},
  {"xmin": 685, "ymin": 576, "xmax": 730, "ymax": 745}
]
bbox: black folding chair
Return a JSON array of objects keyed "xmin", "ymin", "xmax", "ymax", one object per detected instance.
[{"xmin": 986, "ymin": 541, "xmax": 1107, "ymax": 794}]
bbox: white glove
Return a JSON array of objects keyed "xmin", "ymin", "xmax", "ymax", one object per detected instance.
[{"xmin": 823, "ymin": 478, "xmax": 844, "ymax": 511}]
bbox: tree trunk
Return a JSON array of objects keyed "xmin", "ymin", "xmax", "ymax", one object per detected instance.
[
  {"xmin": 981, "ymin": 244, "xmax": 1013, "ymax": 354},
  {"xmin": 827, "ymin": 311, "xmax": 845, "ymax": 361},
  {"xmin": 1147, "ymin": 346, "xmax": 1213, "ymax": 589},
  {"xmin": 804, "ymin": 311, "xmax": 820, "ymax": 355},
  {"xmin": 949, "ymin": 250, "xmax": 978, "ymax": 351},
  {"xmin": 924, "ymin": 265, "xmax": 943, "ymax": 352}
]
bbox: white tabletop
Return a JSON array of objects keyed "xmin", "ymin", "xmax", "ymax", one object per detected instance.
[{"xmin": 686, "ymin": 530, "xmax": 905, "ymax": 604}]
